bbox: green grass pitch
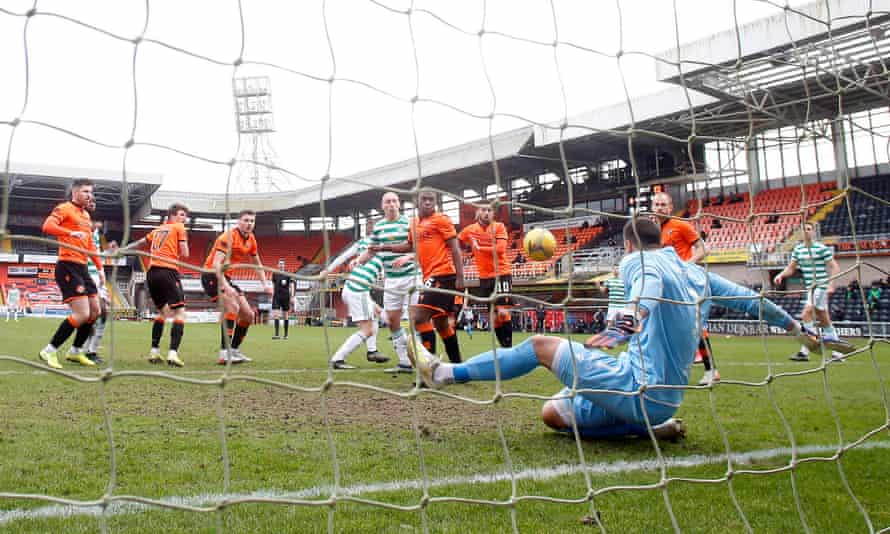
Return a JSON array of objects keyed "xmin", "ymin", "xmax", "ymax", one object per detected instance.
[{"xmin": 0, "ymin": 318, "xmax": 888, "ymax": 533}]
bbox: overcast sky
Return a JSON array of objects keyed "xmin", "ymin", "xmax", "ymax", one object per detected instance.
[{"xmin": 0, "ymin": 0, "xmax": 817, "ymax": 194}]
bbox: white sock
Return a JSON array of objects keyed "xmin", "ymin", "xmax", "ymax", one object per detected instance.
[
  {"xmin": 150, "ymin": 347, "xmax": 160, "ymax": 355},
  {"xmin": 366, "ymin": 320, "xmax": 379, "ymax": 352},
  {"xmin": 42, "ymin": 343, "xmax": 57, "ymax": 354},
  {"xmin": 168, "ymin": 350, "xmax": 178, "ymax": 358},
  {"xmin": 331, "ymin": 332, "xmax": 366, "ymax": 363},
  {"xmin": 433, "ymin": 363, "xmax": 455, "ymax": 385},
  {"xmin": 800, "ymin": 345, "xmax": 810, "ymax": 355},
  {"xmin": 391, "ymin": 329, "xmax": 411, "ymax": 366}
]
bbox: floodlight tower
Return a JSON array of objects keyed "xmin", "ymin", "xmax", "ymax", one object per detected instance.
[{"xmin": 232, "ymin": 76, "xmax": 292, "ymax": 192}]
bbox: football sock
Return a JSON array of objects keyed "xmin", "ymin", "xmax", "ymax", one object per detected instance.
[
  {"xmin": 366, "ymin": 319, "xmax": 379, "ymax": 352},
  {"xmin": 151, "ymin": 316, "xmax": 165, "ymax": 349},
  {"xmin": 332, "ymin": 332, "xmax": 366, "ymax": 363},
  {"xmin": 274, "ymin": 318, "xmax": 280, "ymax": 336},
  {"xmin": 417, "ymin": 322, "xmax": 436, "ymax": 354},
  {"xmin": 49, "ymin": 316, "xmax": 78, "ymax": 349},
  {"xmin": 72, "ymin": 321, "xmax": 94, "ymax": 349},
  {"xmin": 170, "ymin": 320, "xmax": 185, "ymax": 352},
  {"xmin": 283, "ymin": 317, "xmax": 289, "ymax": 337},
  {"xmin": 232, "ymin": 321, "xmax": 250, "ymax": 350},
  {"xmin": 452, "ymin": 337, "xmax": 538, "ymax": 383},
  {"xmin": 221, "ymin": 313, "xmax": 236, "ymax": 349},
  {"xmin": 438, "ymin": 325, "xmax": 462, "ymax": 363},
  {"xmin": 391, "ymin": 328, "xmax": 411, "ymax": 366}
]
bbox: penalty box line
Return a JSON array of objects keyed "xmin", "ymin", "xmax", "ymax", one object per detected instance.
[{"xmin": 0, "ymin": 440, "xmax": 887, "ymax": 525}]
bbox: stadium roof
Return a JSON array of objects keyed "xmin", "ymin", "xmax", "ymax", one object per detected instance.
[
  {"xmin": 654, "ymin": 0, "xmax": 890, "ymax": 135},
  {"xmin": 1, "ymin": 161, "xmax": 161, "ymax": 224},
  {"xmin": 158, "ymin": 0, "xmax": 890, "ymax": 220}
]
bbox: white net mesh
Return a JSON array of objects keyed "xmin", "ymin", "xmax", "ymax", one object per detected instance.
[{"xmin": 1, "ymin": 1, "xmax": 889, "ymax": 532}]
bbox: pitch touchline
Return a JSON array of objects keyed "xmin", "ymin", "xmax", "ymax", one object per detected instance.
[{"xmin": 0, "ymin": 440, "xmax": 887, "ymax": 525}]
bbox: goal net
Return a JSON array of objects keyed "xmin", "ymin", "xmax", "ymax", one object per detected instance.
[{"xmin": 0, "ymin": 1, "xmax": 888, "ymax": 532}]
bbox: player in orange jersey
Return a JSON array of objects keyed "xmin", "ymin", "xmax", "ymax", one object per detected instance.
[
  {"xmin": 373, "ymin": 191, "xmax": 465, "ymax": 363},
  {"xmin": 201, "ymin": 209, "xmax": 272, "ymax": 364},
  {"xmin": 653, "ymin": 191, "xmax": 718, "ymax": 385},
  {"xmin": 38, "ymin": 178, "xmax": 105, "ymax": 369},
  {"xmin": 126, "ymin": 203, "xmax": 190, "ymax": 367},
  {"xmin": 459, "ymin": 205, "xmax": 514, "ymax": 347}
]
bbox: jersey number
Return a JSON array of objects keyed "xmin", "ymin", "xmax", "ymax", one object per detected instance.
[{"xmin": 151, "ymin": 230, "xmax": 170, "ymax": 252}]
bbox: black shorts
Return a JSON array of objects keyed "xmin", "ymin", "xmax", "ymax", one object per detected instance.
[
  {"xmin": 201, "ymin": 273, "xmax": 242, "ymax": 300},
  {"xmin": 476, "ymin": 275, "xmax": 513, "ymax": 306},
  {"xmin": 147, "ymin": 267, "xmax": 185, "ymax": 310},
  {"xmin": 417, "ymin": 274, "xmax": 458, "ymax": 316},
  {"xmin": 272, "ymin": 293, "xmax": 290, "ymax": 311},
  {"xmin": 55, "ymin": 261, "xmax": 97, "ymax": 303}
]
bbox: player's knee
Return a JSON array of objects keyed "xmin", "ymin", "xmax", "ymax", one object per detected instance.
[{"xmin": 541, "ymin": 401, "xmax": 568, "ymax": 430}]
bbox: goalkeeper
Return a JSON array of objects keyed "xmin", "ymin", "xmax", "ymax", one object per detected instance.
[{"xmin": 409, "ymin": 217, "xmax": 831, "ymax": 439}]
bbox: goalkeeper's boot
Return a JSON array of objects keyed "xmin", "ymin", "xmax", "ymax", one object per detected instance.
[
  {"xmin": 148, "ymin": 349, "xmax": 166, "ymax": 365},
  {"xmin": 66, "ymin": 349, "xmax": 96, "ymax": 367},
  {"xmin": 166, "ymin": 351, "xmax": 185, "ymax": 368},
  {"xmin": 366, "ymin": 350, "xmax": 390, "ymax": 363},
  {"xmin": 652, "ymin": 418, "xmax": 686, "ymax": 442},
  {"xmin": 38, "ymin": 348, "xmax": 63, "ymax": 370},
  {"xmin": 86, "ymin": 352, "xmax": 104, "ymax": 365},
  {"xmin": 384, "ymin": 363, "xmax": 414, "ymax": 374},
  {"xmin": 821, "ymin": 332, "xmax": 855, "ymax": 354},
  {"xmin": 406, "ymin": 337, "xmax": 445, "ymax": 389},
  {"xmin": 697, "ymin": 369, "xmax": 721, "ymax": 386},
  {"xmin": 331, "ymin": 360, "xmax": 356, "ymax": 370}
]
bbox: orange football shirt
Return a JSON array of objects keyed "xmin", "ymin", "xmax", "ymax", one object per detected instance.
[
  {"xmin": 203, "ymin": 228, "xmax": 258, "ymax": 272},
  {"xmin": 458, "ymin": 221, "xmax": 510, "ymax": 278},
  {"xmin": 42, "ymin": 201, "xmax": 101, "ymax": 268},
  {"xmin": 409, "ymin": 212, "xmax": 458, "ymax": 280},
  {"xmin": 660, "ymin": 218, "xmax": 700, "ymax": 262},
  {"xmin": 146, "ymin": 222, "xmax": 188, "ymax": 271}
]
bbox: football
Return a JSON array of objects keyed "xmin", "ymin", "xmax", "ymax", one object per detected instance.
[{"xmin": 523, "ymin": 228, "xmax": 557, "ymax": 261}]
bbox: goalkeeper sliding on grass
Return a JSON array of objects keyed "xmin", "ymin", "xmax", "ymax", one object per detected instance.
[{"xmin": 408, "ymin": 217, "xmax": 847, "ymax": 440}]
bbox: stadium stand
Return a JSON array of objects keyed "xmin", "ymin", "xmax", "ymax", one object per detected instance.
[
  {"xmin": 819, "ymin": 175, "xmax": 890, "ymax": 238},
  {"xmin": 690, "ymin": 182, "xmax": 836, "ymax": 251}
]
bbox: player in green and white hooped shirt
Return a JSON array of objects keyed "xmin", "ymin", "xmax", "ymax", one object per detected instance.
[
  {"xmin": 357, "ymin": 192, "xmax": 420, "ymax": 373},
  {"xmin": 5, "ymin": 282, "xmax": 21, "ymax": 321},
  {"xmin": 328, "ymin": 238, "xmax": 391, "ymax": 369},
  {"xmin": 603, "ymin": 266, "xmax": 626, "ymax": 328},
  {"xmin": 83, "ymin": 203, "xmax": 109, "ymax": 364},
  {"xmin": 774, "ymin": 222, "xmax": 853, "ymax": 361}
]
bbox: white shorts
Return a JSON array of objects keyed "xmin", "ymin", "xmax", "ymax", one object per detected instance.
[
  {"xmin": 803, "ymin": 287, "xmax": 828, "ymax": 311},
  {"xmin": 91, "ymin": 274, "xmax": 109, "ymax": 302},
  {"xmin": 606, "ymin": 309, "xmax": 622, "ymax": 323},
  {"xmin": 343, "ymin": 287, "xmax": 374, "ymax": 322},
  {"xmin": 383, "ymin": 275, "xmax": 419, "ymax": 312}
]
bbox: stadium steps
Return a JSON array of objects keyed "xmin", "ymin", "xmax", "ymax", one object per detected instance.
[{"xmin": 808, "ymin": 190, "xmax": 844, "ymax": 224}]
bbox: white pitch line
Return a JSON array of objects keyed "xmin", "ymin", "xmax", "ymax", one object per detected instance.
[{"xmin": 0, "ymin": 440, "xmax": 887, "ymax": 525}]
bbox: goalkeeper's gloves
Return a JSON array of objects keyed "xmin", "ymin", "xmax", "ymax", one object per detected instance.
[{"xmin": 584, "ymin": 314, "xmax": 639, "ymax": 349}]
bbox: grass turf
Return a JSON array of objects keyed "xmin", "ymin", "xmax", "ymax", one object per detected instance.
[{"xmin": 0, "ymin": 318, "xmax": 888, "ymax": 532}]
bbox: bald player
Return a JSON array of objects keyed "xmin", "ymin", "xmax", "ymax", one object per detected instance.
[{"xmin": 652, "ymin": 191, "xmax": 718, "ymax": 385}]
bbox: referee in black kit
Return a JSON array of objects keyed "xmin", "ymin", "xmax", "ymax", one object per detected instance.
[{"xmin": 271, "ymin": 259, "xmax": 295, "ymax": 339}]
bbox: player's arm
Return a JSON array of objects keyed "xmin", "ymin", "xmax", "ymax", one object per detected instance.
[
  {"xmin": 584, "ymin": 257, "xmax": 658, "ymax": 348},
  {"xmin": 250, "ymin": 252, "xmax": 272, "ymax": 294},
  {"xmin": 119, "ymin": 237, "xmax": 147, "ymax": 252},
  {"xmin": 178, "ymin": 226, "xmax": 190, "ymax": 260},
  {"xmin": 826, "ymin": 257, "xmax": 840, "ymax": 293},
  {"xmin": 42, "ymin": 207, "xmax": 86, "ymax": 239},
  {"xmin": 689, "ymin": 238, "xmax": 707, "ymax": 264},
  {"xmin": 392, "ymin": 252, "xmax": 415, "ymax": 267},
  {"xmin": 707, "ymin": 272, "xmax": 820, "ymax": 350},
  {"xmin": 773, "ymin": 258, "xmax": 798, "ymax": 286},
  {"xmin": 373, "ymin": 242, "xmax": 412, "ymax": 253},
  {"xmin": 209, "ymin": 250, "xmax": 237, "ymax": 295},
  {"xmin": 447, "ymin": 236, "xmax": 464, "ymax": 289}
]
